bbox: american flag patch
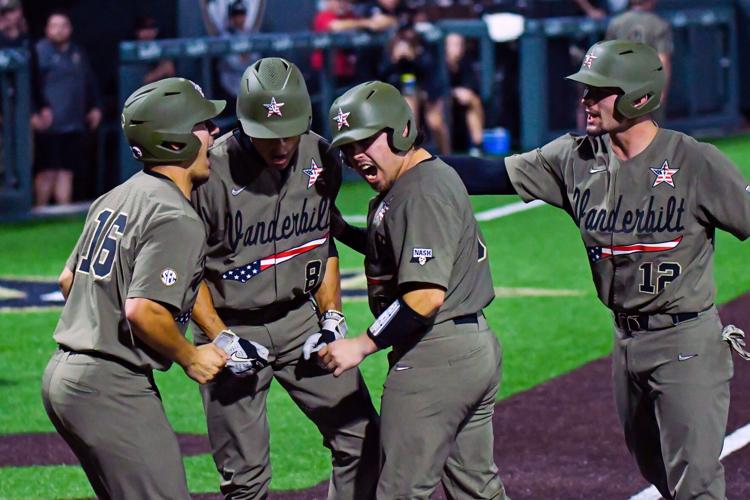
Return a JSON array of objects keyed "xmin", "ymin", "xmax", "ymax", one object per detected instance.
[
  {"xmin": 223, "ymin": 235, "xmax": 328, "ymax": 283},
  {"xmin": 587, "ymin": 236, "xmax": 682, "ymax": 263}
]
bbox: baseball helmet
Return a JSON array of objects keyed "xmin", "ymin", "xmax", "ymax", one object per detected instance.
[
  {"xmin": 122, "ymin": 77, "xmax": 225, "ymax": 164},
  {"xmin": 328, "ymin": 81, "xmax": 417, "ymax": 151},
  {"xmin": 566, "ymin": 40, "xmax": 665, "ymax": 119},
  {"xmin": 237, "ymin": 57, "xmax": 312, "ymax": 138}
]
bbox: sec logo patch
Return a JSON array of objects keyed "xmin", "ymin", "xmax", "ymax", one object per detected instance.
[{"xmin": 160, "ymin": 268, "xmax": 177, "ymax": 287}]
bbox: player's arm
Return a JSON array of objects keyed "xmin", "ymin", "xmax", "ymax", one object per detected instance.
[
  {"xmin": 442, "ymin": 155, "xmax": 517, "ymax": 196},
  {"xmin": 58, "ymin": 267, "xmax": 74, "ymax": 300},
  {"xmin": 319, "ymin": 285, "xmax": 443, "ymax": 376},
  {"xmin": 125, "ymin": 297, "xmax": 226, "ymax": 384},
  {"xmin": 191, "ymin": 281, "xmax": 229, "ymax": 341},
  {"xmin": 303, "ymin": 254, "xmax": 349, "ymax": 361}
]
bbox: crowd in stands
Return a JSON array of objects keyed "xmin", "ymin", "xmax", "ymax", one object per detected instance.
[{"xmin": 1, "ymin": 0, "xmax": 673, "ymax": 207}]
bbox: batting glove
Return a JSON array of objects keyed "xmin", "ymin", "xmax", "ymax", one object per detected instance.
[
  {"xmin": 302, "ymin": 310, "xmax": 347, "ymax": 361},
  {"xmin": 213, "ymin": 330, "xmax": 269, "ymax": 377}
]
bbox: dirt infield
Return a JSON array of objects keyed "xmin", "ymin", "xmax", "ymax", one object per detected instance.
[{"xmin": 7, "ymin": 293, "xmax": 750, "ymax": 499}]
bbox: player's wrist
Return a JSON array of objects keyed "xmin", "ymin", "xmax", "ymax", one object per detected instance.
[{"xmin": 356, "ymin": 333, "xmax": 378, "ymax": 356}]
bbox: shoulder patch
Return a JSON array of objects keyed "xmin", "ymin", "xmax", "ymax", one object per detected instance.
[
  {"xmin": 160, "ymin": 268, "xmax": 178, "ymax": 287},
  {"xmin": 410, "ymin": 247, "xmax": 434, "ymax": 266}
]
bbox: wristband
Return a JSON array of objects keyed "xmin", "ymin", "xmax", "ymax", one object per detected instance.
[{"xmin": 366, "ymin": 298, "xmax": 431, "ymax": 349}]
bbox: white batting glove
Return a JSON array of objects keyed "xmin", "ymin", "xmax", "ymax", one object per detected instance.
[
  {"xmin": 213, "ymin": 330, "xmax": 269, "ymax": 377},
  {"xmin": 302, "ymin": 310, "xmax": 347, "ymax": 361}
]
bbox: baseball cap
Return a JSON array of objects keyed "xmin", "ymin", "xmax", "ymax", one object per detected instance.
[{"xmin": 228, "ymin": 0, "xmax": 247, "ymax": 16}]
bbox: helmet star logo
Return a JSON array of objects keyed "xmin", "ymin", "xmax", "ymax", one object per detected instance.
[
  {"xmin": 263, "ymin": 97, "xmax": 285, "ymax": 117},
  {"xmin": 583, "ymin": 53, "xmax": 598, "ymax": 69},
  {"xmin": 334, "ymin": 107, "xmax": 350, "ymax": 130},
  {"xmin": 650, "ymin": 160, "xmax": 679, "ymax": 188},
  {"xmin": 303, "ymin": 158, "xmax": 323, "ymax": 188}
]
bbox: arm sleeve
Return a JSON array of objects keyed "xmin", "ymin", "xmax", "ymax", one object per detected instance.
[
  {"xmin": 504, "ymin": 135, "xmax": 572, "ymax": 208},
  {"xmin": 128, "ymin": 217, "xmax": 206, "ymax": 311},
  {"xmin": 388, "ymin": 194, "xmax": 459, "ymax": 290},
  {"xmin": 443, "ymin": 155, "xmax": 516, "ymax": 195},
  {"xmin": 695, "ymin": 144, "xmax": 750, "ymax": 240}
]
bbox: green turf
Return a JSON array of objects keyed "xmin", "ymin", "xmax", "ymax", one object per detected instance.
[{"xmin": 1, "ymin": 134, "xmax": 749, "ymax": 497}]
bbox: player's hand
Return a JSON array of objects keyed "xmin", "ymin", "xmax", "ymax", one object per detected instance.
[
  {"xmin": 213, "ymin": 330, "xmax": 269, "ymax": 377},
  {"xmin": 302, "ymin": 310, "xmax": 347, "ymax": 363},
  {"xmin": 183, "ymin": 343, "xmax": 227, "ymax": 384},
  {"xmin": 319, "ymin": 335, "xmax": 375, "ymax": 377}
]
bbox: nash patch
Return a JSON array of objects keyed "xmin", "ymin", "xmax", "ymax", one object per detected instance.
[
  {"xmin": 303, "ymin": 158, "xmax": 323, "ymax": 188},
  {"xmin": 411, "ymin": 247, "xmax": 434, "ymax": 266}
]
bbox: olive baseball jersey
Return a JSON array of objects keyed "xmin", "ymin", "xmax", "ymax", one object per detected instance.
[
  {"xmin": 54, "ymin": 171, "xmax": 207, "ymax": 370},
  {"xmin": 366, "ymin": 157, "xmax": 493, "ymax": 322},
  {"xmin": 505, "ymin": 129, "xmax": 750, "ymax": 313},
  {"xmin": 606, "ymin": 11, "xmax": 673, "ymax": 55},
  {"xmin": 191, "ymin": 130, "xmax": 341, "ymax": 311}
]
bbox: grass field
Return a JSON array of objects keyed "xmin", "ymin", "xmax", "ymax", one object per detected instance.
[{"xmin": 1, "ymin": 135, "xmax": 749, "ymax": 498}]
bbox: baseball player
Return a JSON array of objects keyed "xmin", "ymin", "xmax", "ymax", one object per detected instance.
[
  {"xmin": 435, "ymin": 40, "xmax": 750, "ymax": 499},
  {"xmin": 190, "ymin": 57, "xmax": 379, "ymax": 499},
  {"xmin": 41, "ymin": 77, "xmax": 227, "ymax": 499},
  {"xmin": 320, "ymin": 81, "xmax": 507, "ymax": 499}
]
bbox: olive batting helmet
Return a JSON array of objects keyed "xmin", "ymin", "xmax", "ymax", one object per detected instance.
[
  {"xmin": 237, "ymin": 57, "xmax": 312, "ymax": 138},
  {"xmin": 122, "ymin": 77, "xmax": 225, "ymax": 164},
  {"xmin": 328, "ymin": 81, "xmax": 417, "ymax": 151},
  {"xmin": 566, "ymin": 40, "xmax": 665, "ymax": 119}
]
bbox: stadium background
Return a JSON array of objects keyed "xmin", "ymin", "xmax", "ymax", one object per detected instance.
[{"xmin": 1, "ymin": 0, "xmax": 749, "ymax": 498}]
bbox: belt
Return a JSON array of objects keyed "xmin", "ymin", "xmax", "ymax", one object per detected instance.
[
  {"xmin": 452, "ymin": 312, "xmax": 482, "ymax": 325},
  {"xmin": 613, "ymin": 311, "xmax": 700, "ymax": 333},
  {"xmin": 58, "ymin": 345, "xmax": 152, "ymax": 376},
  {"xmin": 217, "ymin": 294, "xmax": 312, "ymax": 327}
]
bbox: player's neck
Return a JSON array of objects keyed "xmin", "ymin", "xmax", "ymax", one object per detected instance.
[
  {"xmin": 609, "ymin": 119, "xmax": 659, "ymax": 162},
  {"xmin": 398, "ymin": 147, "xmax": 432, "ymax": 177},
  {"xmin": 150, "ymin": 165, "xmax": 194, "ymax": 199}
]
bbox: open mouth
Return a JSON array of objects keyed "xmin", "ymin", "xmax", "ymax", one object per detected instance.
[{"xmin": 359, "ymin": 164, "xmax": 377, "ymax": 181}]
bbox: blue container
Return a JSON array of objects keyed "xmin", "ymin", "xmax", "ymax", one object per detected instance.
[{"xmin": 482, "ymin": 128, "xmax": 510, "ymax": 156}]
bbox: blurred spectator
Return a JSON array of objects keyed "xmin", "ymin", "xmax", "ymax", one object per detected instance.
[
  {"xmin": 310, "ymin": 0, "xmax": 363, "ymax": 86},
  {"xmin": 572, "ymin": 0, "xmax": 628, "ymax": 18},
  {"xmin": 606, "ymin": 0, "xmax": 672, "ymax": 122},
  {"xmin": 199, "ymin": 0, "xmax": 265, "ymax": 36},
  {"xmin": 355, "ymin": 0, "xmax": 411, "ymax": 31},
  {"xmin": 216, "ymin": 0, "xmax": 261, "ymax": 99},
  {"xmin": 380, "ymin": 24, "xmax": 450, "ymax": 154},
  {"xmin": 0, "ymin": 0, "xmax": 25, "ymax": 46},
  {"xmin": 34, "ymin": 11, "xmax": 101, "ymax": 207},
  {"xmin": 445, "ymin": 32, "xmax": 484, "ymax": 156},
  {"xmin": 0, "ymin": 0, "xmax": 51, "ymax": 131},
  {"xmin": 133, "ymin": 16, "xmax": 175, "ymax": 84}
]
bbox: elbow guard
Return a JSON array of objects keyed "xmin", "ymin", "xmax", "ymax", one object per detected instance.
[{"xmin": 366, "ymin": 298, "xmax": 432, "ymax": 349}]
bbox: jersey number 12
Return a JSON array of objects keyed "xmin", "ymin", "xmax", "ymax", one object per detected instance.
[{"xmin": 638, "ymin": 261, "xmax": 681, "ymax": 294}]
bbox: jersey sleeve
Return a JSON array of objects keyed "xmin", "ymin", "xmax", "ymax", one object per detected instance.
[
  {"xmin": 504, "ymin": 134, "xmax": 571, "ymax": 208},
  {"xmin": 65, "ymin": 229, "xmax": 87, "ymax": 272},
  {"xmin": 321, "ymin": 142, "xmax": 344, "ymax": 201},
  {"xmin": 387, "ymin": 194, "xmax": 459, "ymax": 290},
  {"xmin": 127, "ymin": 216, "xmax": 206, "ymax": 311},
  {"xmin": 695, "ymin": 144, "xmax": 750, "ymax": 240},
  {"xmin": 191, "ymin": 174, "xmax": 223, "ymax": 245}
]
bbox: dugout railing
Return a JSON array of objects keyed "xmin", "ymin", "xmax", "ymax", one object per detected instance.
[{"xmin": 0, "ymin": 48, "xmax": 31, "ymax": 220}]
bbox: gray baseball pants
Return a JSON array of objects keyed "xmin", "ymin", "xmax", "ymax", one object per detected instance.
[
  {"xmin": 198, "ymin": 299, "xmax": 380, "ymax": 499},
  {"xmin": 377, "ymin": 314, "xmax": 507, "ymax": 500},
  {"xmin": 613, "ymin": 307, "xmax": 732, "ymax": 500},
  {"xmin": 41, "ymin": 349, "xmax": 190, "ymax": 500}
]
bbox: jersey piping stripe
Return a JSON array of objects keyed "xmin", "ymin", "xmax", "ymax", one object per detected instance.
[
  {"xmin": 602, "ymin": 235, "xmax": 682, "ymax": 257},
  {"xmin": 222, "ymin": 234, "xmax": 328, "ymax": 283}
]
